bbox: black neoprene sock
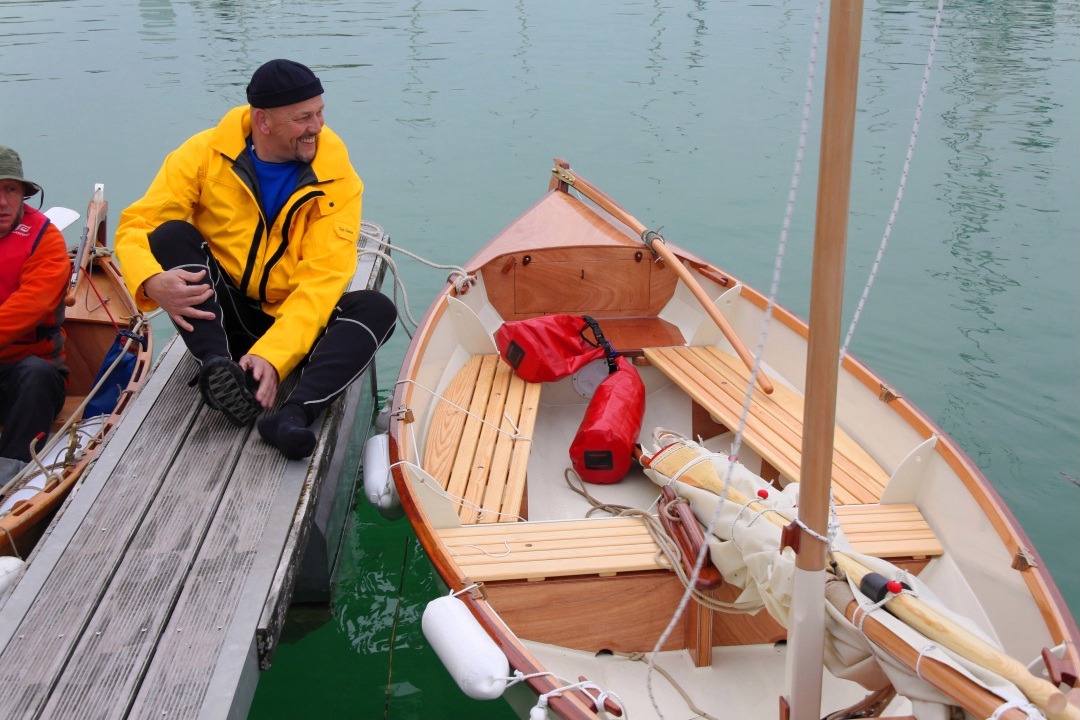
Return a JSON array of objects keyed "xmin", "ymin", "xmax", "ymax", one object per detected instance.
[{"xmin": 257, "ymin": 403, "xmax": 315, "ymax": 460}]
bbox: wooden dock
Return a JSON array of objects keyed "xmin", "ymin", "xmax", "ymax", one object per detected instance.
[{"xmin": 0, "ymin": 225, "xmax": 388, "ymax": 720}]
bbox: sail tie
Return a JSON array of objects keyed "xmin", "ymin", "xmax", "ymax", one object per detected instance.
[
  {"xmin": 915, "ymin": 644, "xmax": 939, "ymax": 680},
  {"xmin": 988, "ymin": 699, "xmax": 1047, "ymax": 720}
]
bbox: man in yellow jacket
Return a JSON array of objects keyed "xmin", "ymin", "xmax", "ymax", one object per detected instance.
[{"xmin": 115, "ymin": 59, "xmax": 395, "ymax": 459}]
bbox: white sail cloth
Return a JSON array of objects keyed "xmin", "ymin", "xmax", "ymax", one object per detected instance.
[{"xmin": 642, "ymin": 430, "xmax": 1047, "ymax": 719}]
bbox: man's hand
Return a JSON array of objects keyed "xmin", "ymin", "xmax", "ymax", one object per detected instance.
[
  {"xmin": 239, "ymin": 354, "xmax": 279, "ymax": 409},
  {"xmin": 143, "ymin": 269, "xmax": 215, "ymax": 332}
]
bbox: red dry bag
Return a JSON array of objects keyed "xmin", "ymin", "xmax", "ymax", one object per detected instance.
[
  {"xmin": 570, "ymin": 355, "xmax": 646, "ymax": 484},
  {"xmin": 495, "ymin": 314, "xmax": 607, "ymax": 383}
]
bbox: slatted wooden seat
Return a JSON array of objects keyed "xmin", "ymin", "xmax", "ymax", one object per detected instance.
[
  {"xmin": 438, "ymin": 504, "xmax": 941, "ymax": 583},
  {"xmin": 644, "ymin": 345, "xmax": 890, "ymax": 504},
  {"xmin": 835, "ymin": 503, "xmax": 943, "ymax": 560},
  {"xmin": 423, "ymin": 354, "xmax": 542, "ymax": 524},
  {"xmin": 439, "ymin": 517, "xmax": 667, "ymax": 582}
]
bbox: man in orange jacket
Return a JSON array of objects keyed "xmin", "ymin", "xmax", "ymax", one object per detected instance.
[{"xmin": 0, "ymin": 147, "xmax": 70, "ymax": 481}]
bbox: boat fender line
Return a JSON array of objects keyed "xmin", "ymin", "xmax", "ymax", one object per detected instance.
[
  {"xmin": 528, "ymin": 675, "xmax": 627, "ymax": 719},
  {"xmin": 422, "ymin": 594, "xmax": 509, "ymax": 701},
  {"xmin": 362, "ymin": 432, "xmax": 401, "ymax": 516},
  {"xmin": 0, "ymin": 555, "xmax": 25, "ymax": 595}
]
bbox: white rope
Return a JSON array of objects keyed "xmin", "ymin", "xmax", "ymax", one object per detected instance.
[
  {"xmin": 451, "ymin": 540, "xmax": 511, "ymax": 559},
  {"xmin": 358, "ymin": 232, "xmax": 476, "ymax": 340},
  {"xmin": 987, "ymin": 699, "xmax": 1046, "ymax": 720},
  {"xmin": 852, "ymin": 594, "xmax": 892, "ymax": 634},
  {"xmin": 528, "ymin": 676, "xmax": 628, "ymax": 720},
  {"xmin": 393, "ymin": 378, "xmax": 526, "ymax": 440},
  {"xmin": 852, "ymin": 582, "xmax": 918, "ymax": 634},
  {"xmin": 392, "ymin": 460, "xmax": 526, "ymax": 523},
  {"xmin": 841, "ymin": 0, "xmax": 946, "ymax": 358},
  {"xmin": 362, "ymin": 228, "xmax": 473, "ymax": 285},
  {"xmin": 914, "ymin": 643, "xmax": 938, "ymax": 680},
  {"xmin": 449, "ymin": 582, "xmax": 480, "ymax": 598}
]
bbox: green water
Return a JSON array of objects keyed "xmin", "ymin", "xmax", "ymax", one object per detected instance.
[{"xmin": 3, "ymin": 0, "xmax": 1076, "ymax": 717}]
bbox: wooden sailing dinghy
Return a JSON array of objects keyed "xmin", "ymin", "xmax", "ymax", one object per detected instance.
[
  {"xmin": 385, "ymin": 154, "xmax": 1078, "ymax": 718},
  {"xmin": 0, "ymin": 185, "xmax": 153, "ymax": 560},
  {"xmin": 385, "ymin": 5, "xmax": 1077, "ymax": 716}
]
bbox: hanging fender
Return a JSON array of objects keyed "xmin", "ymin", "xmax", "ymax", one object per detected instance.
[{"xmin": 570, "ymin": 355, "xmax": 645, "ymax": 484}]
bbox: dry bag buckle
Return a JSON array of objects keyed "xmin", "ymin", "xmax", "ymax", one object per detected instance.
[{"xmin": 581, "ymin": 315, "xmax": 618, "ymax": 373}]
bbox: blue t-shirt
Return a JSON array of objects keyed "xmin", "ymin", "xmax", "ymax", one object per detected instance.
[{"xmin": 249, "ymin": 141, "xmax": 301, "ymax": 224}]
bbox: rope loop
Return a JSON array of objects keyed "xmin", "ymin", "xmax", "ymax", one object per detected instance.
[{"xmin": 987, "ymin": 699, "xmax": 1046, "ymax": 719}]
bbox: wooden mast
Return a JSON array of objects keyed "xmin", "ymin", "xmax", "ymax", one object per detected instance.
[{"xmin": 784, "ymin": 0, "xmax": 864, "ymax": 718}]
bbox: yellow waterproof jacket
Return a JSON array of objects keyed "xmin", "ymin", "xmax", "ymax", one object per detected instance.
[{"xmin": 115, "ymin": 105, "xmax": 362, "ymax": 379}]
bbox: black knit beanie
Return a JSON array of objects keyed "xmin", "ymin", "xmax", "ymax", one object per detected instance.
[{"xmin": 246, "ymin": 59, "xmax": 324, "ymax": 109}]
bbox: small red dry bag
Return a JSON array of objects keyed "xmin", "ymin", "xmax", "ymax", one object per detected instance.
[
  {"xmin": 495, "ymin": 314, "xmax": 607, "ymax": 383},
  {"xmin": 570, "ymin": 356, "xmax": 646, "ymax": 484}
]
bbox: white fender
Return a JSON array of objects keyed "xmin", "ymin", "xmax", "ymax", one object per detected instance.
[
  {"xmin": 0, "ymin": 556, "xmax": 26, "ymax": 595},
  {"xmin": 362, "ymin": 432, "xmax": 401, "ymax": 517},
  {"xmin": 422, "ymin": 594, "xmax": 509, "ymax": 701}
]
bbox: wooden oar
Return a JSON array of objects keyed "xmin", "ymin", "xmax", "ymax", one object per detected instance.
[
  {"xmin": 552, "ymin": 161, "xmax": 774, "ymax": 395},
  {"xmin": 642, "ymin": 442, "xmax": 1077, "ymax": 719}
]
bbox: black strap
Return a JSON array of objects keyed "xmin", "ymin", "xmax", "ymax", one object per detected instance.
[{"xmin": 581, "ymin": 315, "xmax": 618, "ymax": 373}]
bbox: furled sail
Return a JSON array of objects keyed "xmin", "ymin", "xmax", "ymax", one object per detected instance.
[{"xmin": 641, "ymin": 429, "xmax": 1072, "ymax": 720}]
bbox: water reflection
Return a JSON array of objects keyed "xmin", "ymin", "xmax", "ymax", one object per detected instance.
[
  {"xmin": 933, "ymin": 0, "xmax": 1063, "ymax": 436},
  {"xmin": 137, "ymin": 0, "xmax": 176, "ymax": 42}
]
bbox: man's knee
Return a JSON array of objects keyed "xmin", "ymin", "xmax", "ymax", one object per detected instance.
[
  {"xmin": 337, "ymin": 290, "xmax": 396, "ymax": 342},
  {"xmin": 148, "ymin": 220, "xmax": 209, "ymax": 267},
  {"xmin": 6, "ymin": 357, "xmax": 65, "ymax": 411}
]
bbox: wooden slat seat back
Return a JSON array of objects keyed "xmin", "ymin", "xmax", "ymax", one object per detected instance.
[
  {"xmin": 438, "ymin": 517, "xmax": 668, "ymax": 582},
  {"xmin": 423, "ymin": 354, "xmax": 541, "ymax": 524},
  {"xmin": 644, "ymin": 345, "xmax": 890, "ymax": 504}
]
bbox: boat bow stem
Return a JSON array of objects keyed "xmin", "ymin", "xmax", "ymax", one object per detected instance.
[{"xmin": 550, "ymin": 160, "xmax": 775, "ymax": 395}]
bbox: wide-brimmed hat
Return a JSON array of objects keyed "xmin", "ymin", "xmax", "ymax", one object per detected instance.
[{"xmin": 0, "ymin": 146, "xmax": 42, "ymax": 198}]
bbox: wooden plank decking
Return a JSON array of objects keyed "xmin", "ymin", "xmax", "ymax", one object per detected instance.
[{"xmin": 0, "ymin": 228, "xmax": 386, "ymax": 720}]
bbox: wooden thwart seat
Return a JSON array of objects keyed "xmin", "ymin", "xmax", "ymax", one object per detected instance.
[
  {"xmin": 835, "ymin": 503, "xmax": 943, "ymax": 560},
  {"xmin": 423, "ymin": 354, "xmax": 541, "ymax": 524},
  {"xmin": 644, "ymin": 345, "xmax": 890, "ymax": 504},
  {"xmin": 438, "ymin": 504, "xmax": 941, "ymax": 583},
  {"xmin": 440, "ymin": 517, "xmax": 667, "ymax": 582}
]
